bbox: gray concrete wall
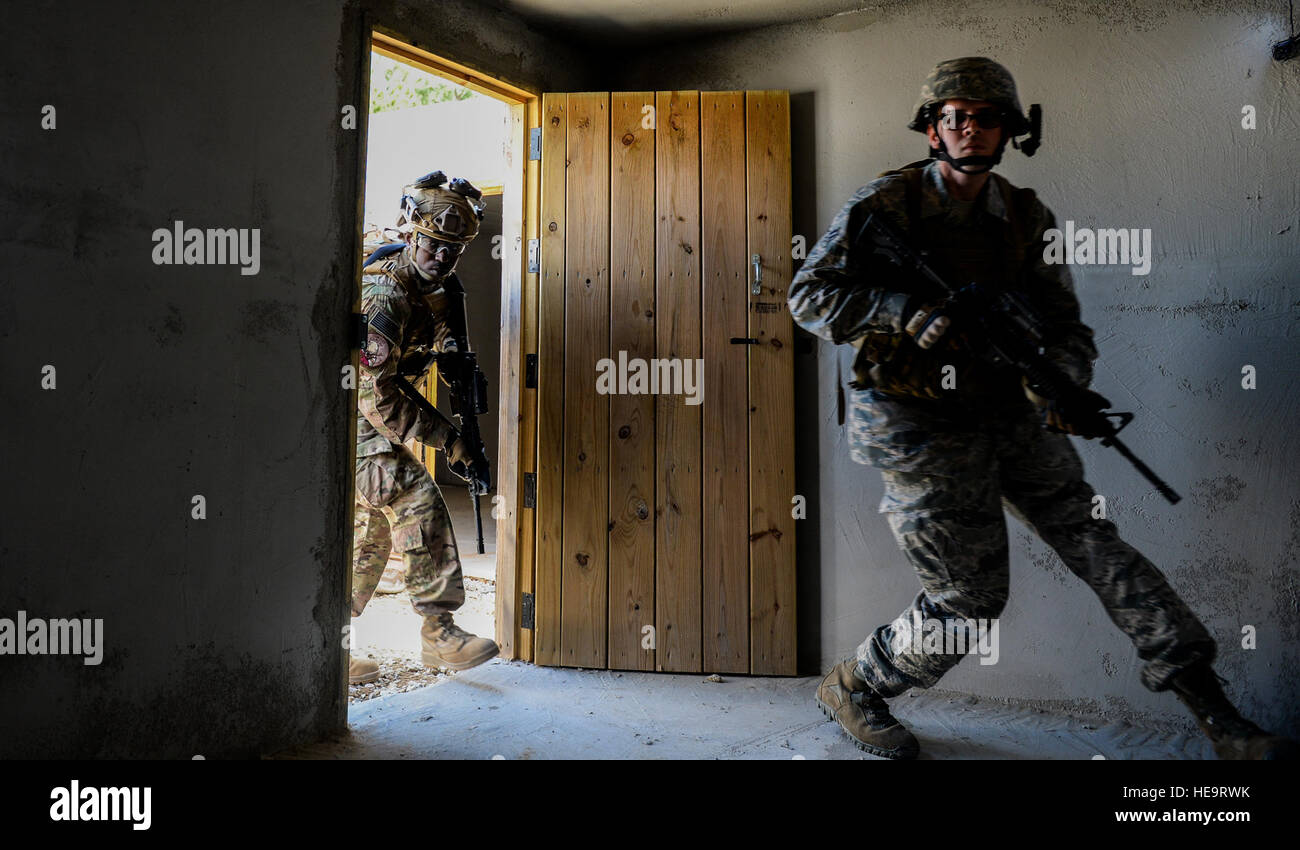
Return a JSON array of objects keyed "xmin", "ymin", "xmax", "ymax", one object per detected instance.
[
  {"xmin": 0, "ymin": 0, "xmax": 592, "ymax": 758},
  {"xmin": 615, "ymin": 0, "xmax": 1300, "ymax": 732}
]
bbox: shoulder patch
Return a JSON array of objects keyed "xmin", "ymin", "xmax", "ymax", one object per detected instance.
[
  {"xmin": 367, "ymin": 309, "xmax": 401, "ymax": 343},
  {"xmin": 361, "ymin": 275, "xmax": 402, "ymax": 297},
  {"xmin": 361, "ymin": 332, "xmax": 391, "ymax": 369}
]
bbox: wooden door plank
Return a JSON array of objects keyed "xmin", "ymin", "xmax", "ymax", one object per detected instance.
[
  {"xmin": 700, "ymin": 91, "xmax": 750, "ymax": 674},
  {"xmin": 560, "ymin": 92, "xmax": 610, "ymax": 668},
  {"xmin": 534, "ymin": 93, "xmax": 567, "ymax": 666},
  {"xmin": 608, "ymin": 93, "xmax": 657, "ymax": 670},
  {"xmin": 746, "ymin": 91, "xmax": 796, "ymax": 675},
  {"xmin": 654, "ymin": 90, "xmax": 703, "ymax": 673}
]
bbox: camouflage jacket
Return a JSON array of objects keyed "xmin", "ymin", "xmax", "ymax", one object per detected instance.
[
  {"xmin": 788, "ymin": 160, "xmax": 1097, "ymax": 403},
  {"xmin": 356, "ymin": 247, "xmax": 459, "ymax": 458}
]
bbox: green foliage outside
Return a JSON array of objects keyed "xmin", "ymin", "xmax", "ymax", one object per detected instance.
[{"xmin": 370, "ymin": 53, "xmax": 476, "ymax": 113}]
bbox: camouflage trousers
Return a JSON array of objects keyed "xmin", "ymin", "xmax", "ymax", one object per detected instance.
[
  {"xmin": 848, "ymin": 389, "xmax": 1216, "ymax": 697},
  {"xmin": 352, "ymin": 444, "xmax": 465, "ymax": 618}
]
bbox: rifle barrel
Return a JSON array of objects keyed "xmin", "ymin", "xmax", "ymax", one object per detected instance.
[{"xmin": 471, "ymin": 489, "xmax": 485, "ymax": 554}]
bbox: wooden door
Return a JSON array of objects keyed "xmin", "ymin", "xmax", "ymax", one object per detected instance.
[{"xmin": 534, "ymin": 90, "xmax": 794, "ymax": 675}]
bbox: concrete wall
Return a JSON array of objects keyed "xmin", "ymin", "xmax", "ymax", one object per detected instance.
[
  {"xmin": 0, "ymin": 0, "xmax": 592, "ymax": 758},
  {"xmin": 614, "ymin": 0, "xmax": 1300, "ymax": 732}
]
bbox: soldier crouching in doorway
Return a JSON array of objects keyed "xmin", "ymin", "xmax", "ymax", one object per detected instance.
[{"xmin": 348, "ymin": 171, "xmax": 497, "ymax": 683}]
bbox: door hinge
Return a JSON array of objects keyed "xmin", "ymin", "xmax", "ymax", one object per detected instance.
[
  {"xmin": 520, "ymin": 591, "xmax": 535, "ymax": 630},
  {"xmin": 527, "ymin": 238, "xmax": 540, "ymax": 274},
  {"xmin": 529, "ymin": 127, "xmax": 542, "ymax": 161},
  {"xmin": 525, "ymin": 353, "xmax": 538, "ymax": 389},
  {"xmin": 523, "ymin": 472, "xmax": 536, "ymax": 508}
]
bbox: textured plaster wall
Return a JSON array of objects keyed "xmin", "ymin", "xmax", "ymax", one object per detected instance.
[
  {"xmin": 614, "ymin": 0, "xmax": 1300, "ymax": 732},
  {"xmin": 0, "ymin": 0, "xmax": 592, "ymax": 758}
]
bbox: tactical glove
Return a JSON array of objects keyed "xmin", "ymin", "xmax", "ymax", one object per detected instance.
[
  {"xmin": 445, "ymin": 435, "xmax": 490, "ymax": 494},
  {"xmin": 903, "ymin": 302, "xmax": 954, "ymax": 350},
  {"xmin": 1022, "ymin": 377, "xmax": 1111, "ymax": 438},
  {"xmin": 444, "ymin": 434, "xmax": 470, "ymax": 466}
]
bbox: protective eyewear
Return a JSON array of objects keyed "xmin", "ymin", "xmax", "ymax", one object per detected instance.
[
  {"xmin": 415, "ymin": 234, "xmax": 465, "ymax": 258},
  {"xmin": 938, "ymin": 107, "xmax": 1006, "ymax": 131}
]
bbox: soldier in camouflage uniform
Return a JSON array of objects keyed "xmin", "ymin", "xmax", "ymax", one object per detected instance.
[
  {"xmin": 349, "ymin": 171, "xmax": 498, "ymax": 684},
  {"xmin": 794, "ymin": 58, "xmax": 1296, "ymax": 759}
]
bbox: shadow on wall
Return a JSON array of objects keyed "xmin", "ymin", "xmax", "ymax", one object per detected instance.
[{"xmin": 790, "ymin": 90, "xmax": 825, "ymax": 675}]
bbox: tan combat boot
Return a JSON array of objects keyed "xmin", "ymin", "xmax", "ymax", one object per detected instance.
[
  {"xmin": 421, "ymin": 613, "xmax": 499, "ymax": 671},
  {"xmin": 1168, "ymin": 663, "xmax": 1299, "ymax": 760},
  {"xmin": 349, "ymin": 655, "xmax": 380, "ymax": 684},
  {"xmin": 816, "ymin": 660, "xmax": 920, "ymax": 759}
]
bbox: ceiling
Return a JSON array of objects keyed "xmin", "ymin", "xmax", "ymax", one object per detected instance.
[{"xmin": 494, "ymin": 0, "xmax": 873, "ymax": 43}]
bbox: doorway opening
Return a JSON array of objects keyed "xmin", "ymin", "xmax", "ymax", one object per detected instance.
[{"xmin": 347, "ymin": 32, "xmax": 536, "ymax": 707}]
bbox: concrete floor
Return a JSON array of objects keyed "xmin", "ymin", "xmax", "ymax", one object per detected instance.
[
  {"xmin": 287, "ymin": 661, "xmax": 1216, "ymax": 760},
  {"xmin": 334, "ymin": 473, "xmax": 1218, "ymax": 760},
  {"xmin": 345, "ymin": 471, "xmax": 1213, "ymax": 760},
  {"xmin": 380, "ymin": 353, "xmax": 1266, "ymax": 758}
]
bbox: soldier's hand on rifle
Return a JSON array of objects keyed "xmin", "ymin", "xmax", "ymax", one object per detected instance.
[
  {"xmin": 445, "ymin": 435, "xmax": 490, "ymax": 494},
  {"xmin": 902, "ymin": 284, "xmax": 986, "ymax": 351},
  {"xmin": 1022, "ymin": 377, "xmax": 1110, "ymax": 438},
  {"xmin": 444, "ymin": 434, "xmax": 473, "ymax": 467},
  {"xmin": 903, "ymin": 302, "xmax": 954, "ymax": 349},
  {"xmin": 466, "ymin": 452, "xmax": 491, "ymax": 496},
  {"xmin": 452, "ymin": 455, "xmax": 490, "ymax": 495}
]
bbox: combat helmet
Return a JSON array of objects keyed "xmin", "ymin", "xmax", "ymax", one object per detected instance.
[
  {"xmin": 909, "ymin": 57, "xmax": 1041, "ymax": 173},
  {"xmin": 399, "ymin": 170, "xmax": 486, "ymax": 245}
]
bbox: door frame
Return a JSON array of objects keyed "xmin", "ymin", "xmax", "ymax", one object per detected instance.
[{"xmin": 350, "ymin": 26, "xmax": 540, "ymax": 665}]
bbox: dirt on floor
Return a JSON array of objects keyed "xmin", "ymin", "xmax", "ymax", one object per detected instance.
[{"xmin": 349, "ymin": 573, "xmax": 496, "ymax": 704}]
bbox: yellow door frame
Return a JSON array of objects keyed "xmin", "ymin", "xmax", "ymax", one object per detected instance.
[{"xmin": 352, "ymin": 27, "xmax": 541, "ymax": 663}]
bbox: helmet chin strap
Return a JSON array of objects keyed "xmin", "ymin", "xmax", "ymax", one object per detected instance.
[
  {"xmin": 414, "ymin": 265, "xmax": 447, "ymax": 295},
  {"xmin": 930, "ymin": 132, "xmax": 1008, "ymax": 174},
  {"xmin": 401, "ymin": 245, "xmax": 445, "ymax": 294}
]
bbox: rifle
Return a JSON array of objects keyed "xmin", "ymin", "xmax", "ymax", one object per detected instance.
[
  {"xmin": 396, "ymin": 272, "xmax": 492, "ymax": 554},
  {"xmin": 856, "ymin": 212, "xmax": 1182, "ymax": 505}
]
